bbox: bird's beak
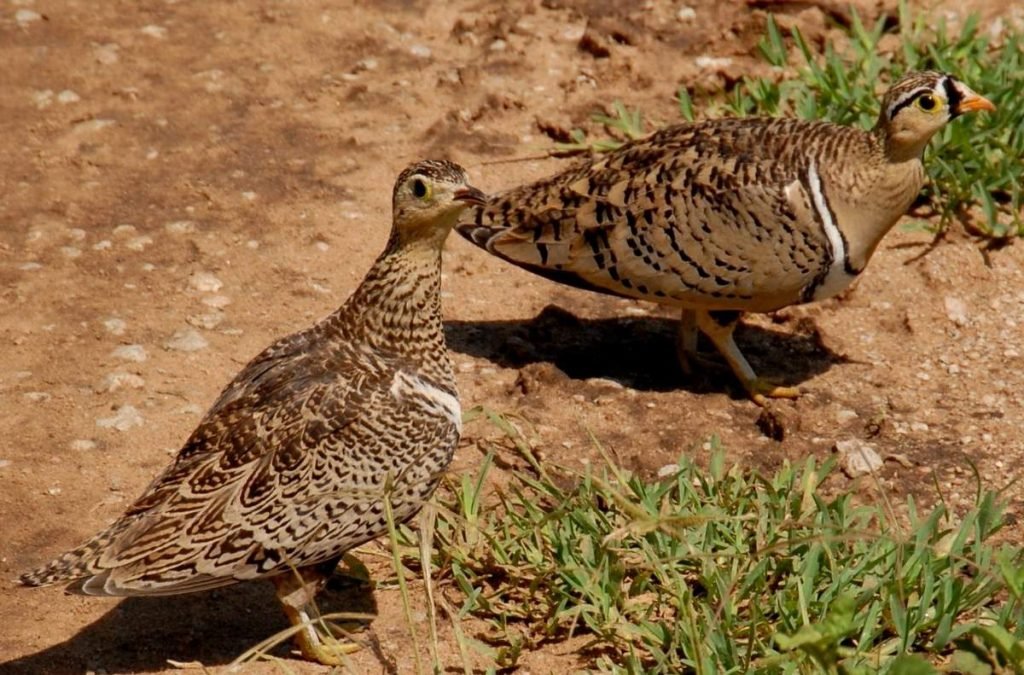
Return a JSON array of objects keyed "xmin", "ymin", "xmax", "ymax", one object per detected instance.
[
  {"xmin": 453, "ymin": 185, "xmax": 487, "ymax": 206},
  {"xmin": 952, "ymin": 82, "xmax": 996, "ymax": 114}
]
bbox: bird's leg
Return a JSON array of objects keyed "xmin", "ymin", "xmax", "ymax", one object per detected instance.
[
  {"xmin": 695, "ymin": 310, "xmax": 800, "ymax": 406},
  {"xmin": 675, "ymin": 309, "xmax": 699, "ymax": 374},
  {"xmin": 272, "ymin": 558, "xmax": 362, "ymax": 665},
  {"xmin": 675, "ymin": 308, "xmax": 729, "ymax": 374}
]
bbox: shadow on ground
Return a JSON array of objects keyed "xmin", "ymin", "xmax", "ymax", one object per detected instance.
[
  {"xmin": 2, "ymin": 575, "xmax": 379, "ymax": 674},
  {"xmin": 445, "ymin": 304, "xmax": 843, "ymax": 396}
]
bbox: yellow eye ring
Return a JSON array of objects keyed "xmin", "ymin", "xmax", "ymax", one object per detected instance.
[
  {"xmin": 411, "ymin": 178, "xmax": 431, "ymax": 200},
  {"xmin": 916, "ymin": 94, "xmax": 938, "ymax": 112}
]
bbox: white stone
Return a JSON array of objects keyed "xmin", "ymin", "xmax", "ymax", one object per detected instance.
[
  {"xmin": 189, "ymin": 271, "xmax": 223, "ymax": 293},
  {"xmin": 103, "ymin": 317, "xmax": 127, "ymax": 335},
  {"xmin": 943, "ymin": 296, "xmax": 969, "ymax": 327},
  {"xmin": 835, "ymin": 439, "xmax": 883, "ymax": 478},
  {"xmin": 164, "ymin": 328, "xmax": 208, "ymax": 352},
  {"xmin": 140, "ymin": 24, "xmax": 168, "ymax": 39},
  {"xmin": 69, "ymin": 439, "xmax": 98, "ymax": 452},
  {"xmin": 111, "ymin": 344, "xmax": 148, "ymax": 362},
  {"xmin": 202, "ymin": 294, "xmax": 231, "ymax": 308},
  {"xmin": 695, "ymin": 55, "xmax": 733, "ymax": 70},
  {"xmin": 98, "ymin": 371, "xmax": 145, "ymax": 393},
  {"xmin": 677, "ymin": 6, "xmax": 696, "ymax": 21},
  {"xmin": 125, "ymin": 235, "xmax": 153, "ymax": 251},
  {"xmin": 410, "ymin": 44, "xmax": 432, "ymax": 58},
  {"xmin": 186, "ymin": 311, "xmax": 224, "ymax": 330},
  {"xmin": 15, "ymin": 9, "xmax": 41, "ymax": 24},
  {"xmin": 57, "ymin": 89, "xmax": 81, "ymax": 104},
  {"xmin": 97, "ymin": 405, "xmax": 144, "ymax": 431},
  {"xmin": 835, "ymin": 409, "xmax": 859, "ymax": 423},
  {"xmin": 165, "ymin": 220, "xmax": 197, "ymax": 234}
]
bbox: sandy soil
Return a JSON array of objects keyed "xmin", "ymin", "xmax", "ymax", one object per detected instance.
[{"xmin": 1, "ymin": 0, "xmax": 1021, "ymax": 673}]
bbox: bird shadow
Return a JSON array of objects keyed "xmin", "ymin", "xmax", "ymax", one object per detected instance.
[
  {"xmin": 2, "ymin": 574, "xmax": 379, "ymax": 674},
  {"xmin": 444, "ymin": 304, "xmax": 843, "ymax": 396}
]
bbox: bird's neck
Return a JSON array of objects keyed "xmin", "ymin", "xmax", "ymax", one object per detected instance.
[
  {"xmin": 822, "ymin": 131, "xmax": 926, "ymax": 271},
  {"xmin": 325, "ymin": 237, "xmax": 452, "ymax": 381}
]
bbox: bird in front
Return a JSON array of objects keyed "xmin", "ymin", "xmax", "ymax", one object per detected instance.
[
  {"xmin": 20, "ymin": 160, "xmax": 487, "ymax": 665},
  {"xmin": 456, "ymin": 71, "xmax": 995, "ymax": 405}
]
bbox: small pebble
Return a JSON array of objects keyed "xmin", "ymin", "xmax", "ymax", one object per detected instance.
[
  {"xmin": 186, "ymin": 311, "xmax": 224, "ymax": 330},
  {"xmin": 113, "ymin": 224, "xmax": 137, "ymax": 237},
  {"xmin": 69, "ymin": 439, "xmax": 98, "ymax": 452},
  {"xmin": 140, "ymin": 24, "xmax": 168, "ymax": 39},
  {"xmin": 98, "ymin": 371, "xmax": 145, "ymax": 393},
  {"xmin": 111, "ymin": 344, "xmax": 148, "ymax": 362},
  {"xmin": 23, "ymin": 391, "xmax": 51, "ymax": 403},
  {"xmin": 677, "ymin": 6, "xmax": 696, "ymax": 21},
  {"xmin": 834, "ymin": 439, "xmax": 883, "ymax": 478},
  {"xmin": 103, "ymin": 318, "xmax": 127, "ymax": 335},
  {"xmin": 125, "ymin": 235, "xmax": 153, "ymax": 251},
  {"xmin": 61, "ymin": 246, "xmax": 82, "ymax": 258},
  {"xmin": 96, "ymin": 405, "xmax": 144, "ymax": 431},
  {"xmin": 0, "ymin": 459, "xmax": 11, "ymax": 470},
  {"xmin": 189, "ymin": 271, "xmax": 223, "ymax": 293},
  {"xmin": 93, "ymin": 240, "xmax": 112, "ymax": 251},
  {"xmin": 165, "ymin": 220, "xmax": 197, "ymax": 234},
  {"xmin": 15, "ymin": 9, "xmax": 41, "ymax": 24},
  {"xmin": 202, "ymin": 295, "xmax": 231, "ymax": 309},
  {"xmin": 57, "ymin": 90, "xmax": 81, "ymax": 104},
  {"xmin": 164, "ymin": 328, "xmax": 209, "ymax": 352},
  {"xmin": 943, "ymin": 296, "xmax": 969, "ymax": 327},
  {"xmin": 835, "ymin": 409, "xmax": 858, "ymax": 423},
  {"xmin": 410, "ymin": 44, "xmax": 432, "ymax": 58}
]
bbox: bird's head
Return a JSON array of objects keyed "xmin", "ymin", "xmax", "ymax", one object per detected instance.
[
  {"xmin": 877, "ymin": 71, "xmax": 995, "ymax": 160},
  {"xmin": 390, "ymin": 159, "xmax": 486, "ymax": 248}
]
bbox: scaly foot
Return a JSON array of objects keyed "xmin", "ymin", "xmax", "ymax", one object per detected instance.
[{"xmin": 744, "ymin": 377, "xmax": 800, "ymax": 407}]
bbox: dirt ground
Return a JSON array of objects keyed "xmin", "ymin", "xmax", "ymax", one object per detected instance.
[{"xmin": 1, "ymin": 0, "xmax": 1021, "ymax": 673}]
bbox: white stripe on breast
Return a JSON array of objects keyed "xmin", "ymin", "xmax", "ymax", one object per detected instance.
[
  {"xmin": 807, "ymin": 160, "xmax": 856, "ymax": 300},
  {"xmin": 390, "ymin": 370, "xmax": 462, "ymax": 434}
]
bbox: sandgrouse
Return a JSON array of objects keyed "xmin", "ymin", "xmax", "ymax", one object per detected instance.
[
  {"xmin": 457, "ymin": 71, "xmax": 994, "ymax": 404},
  {"xmin": 21, "ymin": 160, "xmax": 486, "ymax": 665}
]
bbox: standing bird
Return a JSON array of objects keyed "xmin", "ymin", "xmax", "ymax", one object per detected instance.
[
  {"xmin": 457, "ymin": 71, "xmax": 994, "ymax": 405},
  {"xmin": 21, "ymin": 160, "xmax": 486, "ymax": 665}
]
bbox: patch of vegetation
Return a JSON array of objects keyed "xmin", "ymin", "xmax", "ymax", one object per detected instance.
[
  {"xmin": 561, "ymin": 2, "xmax": 1024, "ymax": 240},
  {"xmin": 404, "ymin": 409, "xmax": 1023, "ymax": 674}
]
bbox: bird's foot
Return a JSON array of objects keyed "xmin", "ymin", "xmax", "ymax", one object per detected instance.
[
  {"xmin": 744, "ymin": 377, "xmax": 800, "ymax": 407},
  {"xmin": 289, "ymin": 612, "xmax": 365, "ymax": 665},
  {"xmin": 294, "ymin": 627, "xmax": 362, "ymax": 666}
]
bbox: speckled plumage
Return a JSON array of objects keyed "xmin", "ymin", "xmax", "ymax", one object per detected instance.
[
  {"xmin": 457, "ymin": 71, "xmax": 993, "ymax": 403},
  {"xmin": 22, "ymin": 159, "xmax": 486, "ymax": 664}
]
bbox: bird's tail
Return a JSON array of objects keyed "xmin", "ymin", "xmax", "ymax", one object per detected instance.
[{"xmin": 19, "ymin": 521, "xmax": 130, "ymax": 590}]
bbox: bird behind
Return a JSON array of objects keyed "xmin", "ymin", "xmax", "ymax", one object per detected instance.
[
  {"xmin": 456, "ymin": 71, "xmax": 994, "ymax": 405},
  {"xmin": 21, "ymin": 159, "xmax": 486, "ymax": 665}
]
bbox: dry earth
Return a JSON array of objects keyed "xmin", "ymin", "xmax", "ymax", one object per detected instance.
[{"xmin": 1, "ymin": 0, "xmax": 1021, "ymax": 673}]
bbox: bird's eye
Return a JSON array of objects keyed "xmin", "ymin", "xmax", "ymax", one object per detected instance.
[
  {"xmin": 916, "ymin": 94, "xmax": 937, "ymax": 112},
  {"xmin": 411, "ymin": 178, "xmax": 430, "ymax": 200}
]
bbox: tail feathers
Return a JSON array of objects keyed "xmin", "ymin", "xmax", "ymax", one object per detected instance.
[{"xmin": 19, "ymin": 521, "xmax": 132, "ymax": 592}]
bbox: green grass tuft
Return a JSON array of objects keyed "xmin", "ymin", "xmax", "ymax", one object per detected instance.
[{"xmin": 405, "ymin": 411, "xmax": 1024, "ymax": 673}]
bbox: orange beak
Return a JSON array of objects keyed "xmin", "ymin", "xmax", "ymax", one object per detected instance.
[{"xmin": 952, "ymin": 82, "xmax": 996, "ymax": 114}]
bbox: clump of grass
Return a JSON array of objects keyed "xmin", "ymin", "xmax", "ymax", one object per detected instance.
[
  {"xmin": 409, "ymin": 411, "xmax": 1023, "ymax": 673},
  {"xmin": 566, "ymin": 2, "xmax": 1024, "ymax": 240}
]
